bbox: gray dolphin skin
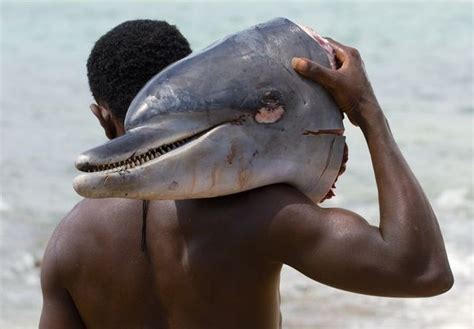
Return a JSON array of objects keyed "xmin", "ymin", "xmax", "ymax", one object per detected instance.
[{"xmin": 74, "ymin": 17, "xmax": 346, "ymax": 203}]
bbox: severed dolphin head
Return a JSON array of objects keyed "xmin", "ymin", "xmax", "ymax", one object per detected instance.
[{"xmin": 73, "ymin": 17, "xmax": 346, "ymax": 203}]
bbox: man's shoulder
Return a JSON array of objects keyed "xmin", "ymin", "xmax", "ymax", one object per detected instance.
[
  {"xmin": 55, "ymin": 198, "xmax": 139, "ymax": 243},
  {"xmin": 226, "ymin": 184, "xmax": 323, "ymax": 235},
  {"xmin": 223, "ymin": 184, "xmax": 327, "ymax": 263},
  {"xmin": 242, "ymin": 184, "xmax": 317, "ymax": 211},
  {"xmin": 42, "ymin": 198, "xmax": 144, "ymax": 280}
]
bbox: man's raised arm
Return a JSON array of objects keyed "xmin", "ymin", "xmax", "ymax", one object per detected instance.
[{"xmin": 265, "ymin": 38, "xmax": 453, "ymax": 297}]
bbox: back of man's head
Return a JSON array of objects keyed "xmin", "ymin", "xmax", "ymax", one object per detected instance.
[{"xmin": 87, "ymin": 19, "xmax": 191, "ymax": 122}]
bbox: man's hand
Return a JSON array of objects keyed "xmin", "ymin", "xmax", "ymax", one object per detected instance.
[{"xmin": 292, "ymin": 39, "xmax": 381, "ymax": 127}]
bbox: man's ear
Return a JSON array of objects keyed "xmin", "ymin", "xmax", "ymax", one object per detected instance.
[{"xmin": 90, "ymin": 103, "xmax": 118, "ymax": 139}]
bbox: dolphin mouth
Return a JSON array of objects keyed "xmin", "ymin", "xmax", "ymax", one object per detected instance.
[{"xmin": 75, "ymin": 127, "xmax": 215, "ymax": 174}]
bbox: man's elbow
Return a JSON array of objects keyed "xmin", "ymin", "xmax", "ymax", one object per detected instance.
[{"xmin": 410, "ymin": 263, "xmax": 454, "ymax": 297}]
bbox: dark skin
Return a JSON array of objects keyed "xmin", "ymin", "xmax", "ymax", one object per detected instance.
[{"xmin": 40, "ymin": 39, "xmax": 453, "ymax": 329}]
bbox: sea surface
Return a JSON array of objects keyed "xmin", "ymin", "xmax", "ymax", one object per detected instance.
[{"xmin": 0, "ymin": 1, "xmax": 472, "ymax": 328}]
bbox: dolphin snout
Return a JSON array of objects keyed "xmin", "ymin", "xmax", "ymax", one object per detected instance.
[{"xmin": 75, "ymin": 153, "xmax": 92, "ymax": 171}]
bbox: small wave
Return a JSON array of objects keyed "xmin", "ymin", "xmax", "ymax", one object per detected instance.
[
  {"xmin": 435, "ymin": 188, "xmax": 472, "ymax": 210},
  {"xmin": 0, "ymin": 196, "xmax": 10, "ymax": 212}
]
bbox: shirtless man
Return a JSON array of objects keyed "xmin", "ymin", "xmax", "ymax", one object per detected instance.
[{"xmin": 39, "ymin": 20, "xmax": 453, "ymax": 329}]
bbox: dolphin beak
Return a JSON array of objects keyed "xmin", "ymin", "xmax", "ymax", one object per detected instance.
[{"xmin": 75, "ymin": 128, "xmax": 155, "ymax": 172}]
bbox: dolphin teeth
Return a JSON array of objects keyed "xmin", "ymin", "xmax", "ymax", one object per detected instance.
[{"xmin": 145, "ymin": 155, "xmax": 150, "ymax": 161}]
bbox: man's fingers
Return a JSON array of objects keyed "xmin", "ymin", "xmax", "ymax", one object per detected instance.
[
  {"xmin": 333, "ymin": 46, "xmax": 348, "ymax": 67},
  {"xmin": 292, "ymin": 57, "xmax": 336, "ymax": 88},
  {"xmin": 324, "ymin": 37, "xmax": 348, "ymax": 66}
]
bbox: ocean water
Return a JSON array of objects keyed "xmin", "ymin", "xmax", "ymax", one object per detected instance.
[{"xmin": 0, "ymin": 1, "xmax": 472, "ymax": 328}]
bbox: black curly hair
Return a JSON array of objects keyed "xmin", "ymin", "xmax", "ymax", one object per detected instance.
[{"xmin": 87, "ymin": 20, "xmax": 191, "ymax": 121}]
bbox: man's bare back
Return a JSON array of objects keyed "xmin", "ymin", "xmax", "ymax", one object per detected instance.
[
  {"xmin": 41, "ymin": 185, "xmax": 318, "ymax": 328},
  {"xmin": 40, "ymin": 25, "xmax": 453, "ymax": 329}
]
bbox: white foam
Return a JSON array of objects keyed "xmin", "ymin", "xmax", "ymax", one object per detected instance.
[
  {"xmin": 0, "ymin": 195, "xmax": 10, "ymax": 212},
  {"xmin": 435, "ymin": 188, "xmax": 470, "ymax": 210}
]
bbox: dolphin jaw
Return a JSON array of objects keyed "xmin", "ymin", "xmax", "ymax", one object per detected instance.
[
  {"xmin": 72, "ymin": 123, "xmax": 232, "ymax": 198},
  {"xmin": 75, "ymin": 135, "xmax": 194, "ymax": 174},
  {"xmin": 74, "ymin": 123, "xmax": 220, "ymax": 175}
]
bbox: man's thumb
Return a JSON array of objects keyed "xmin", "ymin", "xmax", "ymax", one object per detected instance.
[{"xmin": 291, "ymin": 57, "xmax": 335, "ymax": 88}]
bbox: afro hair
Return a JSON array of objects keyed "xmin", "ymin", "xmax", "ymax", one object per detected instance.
[{"xmin": 87, "ymin": 20, "xmax": 191, "ymax": 121}]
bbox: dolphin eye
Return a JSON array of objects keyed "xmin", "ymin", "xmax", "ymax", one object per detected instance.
[
  {"xmin": 261, "ymin": 90, "xmax": 283, "ymax": 106},
  {"xmin": 255, "ymin": 90, "xmax": 285, "ymax": 124}
]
